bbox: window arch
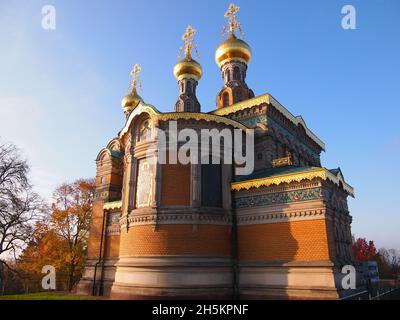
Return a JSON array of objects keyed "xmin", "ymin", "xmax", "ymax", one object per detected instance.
[
  {"xmin": 233, "ymin": 66, "xmax": 241, "ymax": 81},
  {"xmin": 222, "ymin": 92, "xmax": 229, "ymax": 107}
]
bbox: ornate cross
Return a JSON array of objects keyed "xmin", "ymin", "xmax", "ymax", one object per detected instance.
[
  {"xmin": 179, "ymin": 25, "xmax": 198, "ymax": 59},
  {"xmin": 222, "ymin": 2, "xmax": 243, "ymax": 38},
  {"xmin": 129, "ymin": 64, "xmax": 142, "ymax": 93}
]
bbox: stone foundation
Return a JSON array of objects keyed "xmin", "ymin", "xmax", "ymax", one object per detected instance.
[{"xmin": 110, "ymin": 256, "xmax": 234, "ymax": 299}]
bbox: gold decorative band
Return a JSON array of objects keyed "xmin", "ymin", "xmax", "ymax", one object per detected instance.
[
  {"xmin": 231, "ymin": 168, "xmax": 354, "ymax": 196},
  {"xmin": 103, "ymin": 200, "xmax": 122, "ymax": 210}
]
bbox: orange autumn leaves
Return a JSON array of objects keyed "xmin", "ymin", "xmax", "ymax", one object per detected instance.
[{"xmin": 18, "ymin": 179, "xmax": 95, "ymax": 291}]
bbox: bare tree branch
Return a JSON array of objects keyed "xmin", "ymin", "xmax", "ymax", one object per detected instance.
[{"xmin": 0, "ymin": 140, "xmax": 45, "ymax": 266}]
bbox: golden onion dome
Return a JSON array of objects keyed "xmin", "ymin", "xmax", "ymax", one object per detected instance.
[
  {"xmin": 215, "ymin": 34, "xmax": 251, "ymax": 69},
  {"xmin": 173, "ymin": 56, "xmax": 203, "ymax": 81},
  {"xmin": 121, "ymin": 88, "xmax": 143, "ymax": 114}
]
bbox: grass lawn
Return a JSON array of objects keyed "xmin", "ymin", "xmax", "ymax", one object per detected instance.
[{"xmin": 0, "ymin": 291, "xmax": 104, "ymax": 300}]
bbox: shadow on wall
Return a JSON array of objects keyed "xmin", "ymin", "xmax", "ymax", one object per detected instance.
[{"xmin": 236, "ymin": 197, "xmax": 300, "ymax": 300}]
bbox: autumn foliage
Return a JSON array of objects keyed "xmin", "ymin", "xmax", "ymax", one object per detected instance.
[
  {"xmin": 17, "ymin": 179, "xmax": 95, "ymax": 291},
  {"xmin": 352, "ymin": 237, "xmax": 378, "ymax": 262}
]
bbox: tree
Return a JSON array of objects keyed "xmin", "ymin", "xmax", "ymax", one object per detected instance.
[
  {"xmin": 18, "ymin": 220, "xmax": 70, "ymax": 292},
  {"xmin": 50, "ymin": 179, "xmax": 95, "ymax": 290},
  {"xmin": 17, "ymin": 178, "xmax": 95, "ymax": 293},
  {"xmin": 352, "ymin": 237, "xmax": 378, "ymax": 262},
  {"xmin": 0, "ymin": 141, "xmax": 43, "ymax": 288},
  {"xmin": 377, "ymin": 248, "xmax": 400, "ymax": 280}
]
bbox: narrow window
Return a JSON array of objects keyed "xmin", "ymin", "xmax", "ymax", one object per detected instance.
[
  {"xmin": 201, "ymin": 158, "xmax": 222, "ymax": 207},
  {"xmin": 233, "ymin": 66, "xmax": 241, "ymax": 81},
  {"xmin": 222, "ymin": 92, "xmax": 229, "ymax": 107}
]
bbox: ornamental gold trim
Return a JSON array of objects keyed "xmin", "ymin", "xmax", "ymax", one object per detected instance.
[
  {"xmin": 231, "ymin": 169, "xmax": 326, "ymax": 191},
  {"xmin": 120, "ymin": 102, "xmax": 248, "ymax": 141},
  {"xmin": 103, "ymin": 200, "xmax": 122, "ymax": 210},
  {"xmin": 212, "ymin": 93, "xmax": 325, "ymax": 150},
  {"xmin": 213, "ymin": 93, "xmax": 270, "ymax": 116},
  {"xmin": 158, "ymin": 112, "xmax": 248, "ymax": 131},
  {"xmin": 231, "ymin": 168, "xmax": 354, "ymax": 196},
  {"xmin": 119, "ymin": 102, "xmax": 160, "ymax": 139}
]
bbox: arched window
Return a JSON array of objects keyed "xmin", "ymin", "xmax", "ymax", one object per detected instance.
[
  {"xmin": 186, "ymin": 82, "xmax": 192, "ymax": 94},
  {"xmin": 233, "ymin": 66, "xmax": 241, "ymax": 81},
  {"xmin": 227, "ymin": 70, "xmax": 231, "ymax": 82},
  {"xmin": 201, "ymin": 157, "xmax": 222, "ymax": 207},
  {"xmin": 222, "ymin": 92, "xmax": 229, "ymax": 107}
]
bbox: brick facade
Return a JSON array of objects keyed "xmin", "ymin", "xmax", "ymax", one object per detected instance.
[
  {"xmin": 238, "ymin": 219, "xmax": 330, "ymax": 261},
  {"xmin": 161, "ymin": 163, "xmax": 191, "ymax": 206},
  {"xmin": 118, "ymin": 224, "xmax": 231, "ymax": 256}
]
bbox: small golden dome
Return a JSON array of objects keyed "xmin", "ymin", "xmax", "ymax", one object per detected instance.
[
  {"xmin": 121, "ymin": 89, "xmax": 143, "ymax": 114},
  {"xmin": 173, "ymin": 57, "xmax": 203, "ymax": 81},
  {"xmin": 215, "ymin": 34, "xmax": 251, "ymax": 69}
]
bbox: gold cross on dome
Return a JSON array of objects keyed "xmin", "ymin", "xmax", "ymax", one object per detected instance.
[
  {"xmin": 222, "ymin": 2, "xmax": 243, "ymax": 38},
  {"xmin": 179, "ymin": 25, "xmax": 198, "ymax": 59},
  {"xmin": 129, "ymin": 64, "xmax": 142, "ymax": 93}
]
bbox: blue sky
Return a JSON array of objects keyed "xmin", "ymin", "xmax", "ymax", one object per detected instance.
[{"xmin": 0, "ymin": 0, "xmax": 399, "ymax": 249}]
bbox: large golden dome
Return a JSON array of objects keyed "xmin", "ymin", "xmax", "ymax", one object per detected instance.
[
  {"xmin": 121, "ymin": 89, "xmax": 143, "ymax": 114},
  {"xmin": 215, "ymin": 34, "xmax": 251, "ymax": 69},
  {"xmin": 173, "ymin": 57, "xmax": 203, "ymax": 81}
]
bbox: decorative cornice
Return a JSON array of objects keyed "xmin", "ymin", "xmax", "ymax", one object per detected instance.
[
  {"xmin": 119, "ymin": 101, "xmax": 248, "ymax": 142},
  {"xmin": 106, "ymin": 225, "xmax": 120, "ymax": 236},
  {"xmin": 120, "ymin": 212, "xmax": 232, "ymax": 228},
  {"xmin": 119, "ymin": 102, "xmax": 160, "ymax": 140},
  {"xmin": 212, "ymin": 93, "xmax": 325, "ymax": 150},
  {"xmin": 103, "ymin": 200, "xmax": 122, "ymax": 210},
  {"xmin": 231, "ymin": 168, "xmax": 354, "ymax": 197},
  {"xmin": 237, "ymin": 208, "xmax": 327, "ymax": 225},
  {"xmin": 158, "ymin": 112, "xmax": 247, "ymax": 131},
  {"xmin": 213, "ymin": 94, "xmax": 270, "ymax": 116},
  {"xmin": 235, "ymin": 187, "xmax": 323, "ymax": 209}
]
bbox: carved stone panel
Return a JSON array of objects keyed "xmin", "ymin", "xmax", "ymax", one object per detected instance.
[{"xmin": 135, "ymin": 159, "xmax": 153, "ymax": 208}]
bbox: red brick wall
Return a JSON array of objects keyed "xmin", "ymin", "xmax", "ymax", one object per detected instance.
[
  {"xmin": 161, "ymin": 162, "xmax": 191, "ymax": 206},
  {"xmin": 104, "ymin": 235, "xmax": 120, "ymax": 258},
  {"xmin": 87, "ymin": 201, "xmax": 105, "ymax": 259},
  {"xmin": 118, "ymin": 224, "xmax": 231, "ymax": 256},
  {"xmin": 238, "ymin": 219, "xmax": 331, "ymax": 261}
]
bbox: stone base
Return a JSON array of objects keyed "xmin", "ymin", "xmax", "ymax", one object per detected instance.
[
  {"xmin": 111, "ymin": 284, "xmax": 232, "ymax": 300},
  {"xmin": 76, "ymin": 258, "xmax": 118, "ymax": 296},
  {"xmin": 238, "ymin": 260, "xmax": 355, "ymax": 300},
  {"xmin": 77, "ymin": 257, "xmax": 361, "ymax": 300},
  {"xmin": 110, "ymin": 256, "xmax": 234, "ymax": 299}
]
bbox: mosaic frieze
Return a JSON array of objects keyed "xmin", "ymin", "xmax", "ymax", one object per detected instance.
[
  {"xmin": 235, "ymin": 114, "xmax": 267, "ymax": 127},
  {"xmin": 107, "ymin": 212, "xmax": 121, "ymax": 225},
  {"xmin": 235, "ymin": 187, "xmax": 322, "ymax": 209}
]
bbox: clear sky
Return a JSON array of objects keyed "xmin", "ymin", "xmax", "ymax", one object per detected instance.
[{"xmin": 0, "ymin": 0, "xmax": 399, "ymax": 250}]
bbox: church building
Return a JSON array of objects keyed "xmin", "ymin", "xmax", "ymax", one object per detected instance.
[{"xmin": 77, "ymin": 3, "xmax": 356, "ymax": 299}]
